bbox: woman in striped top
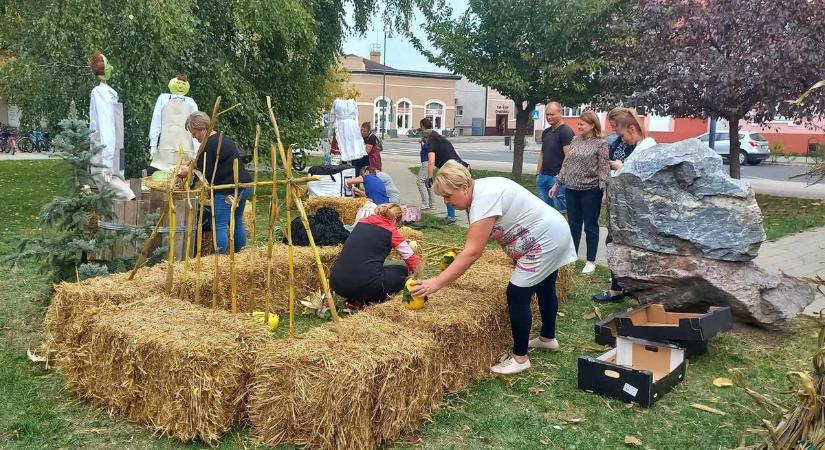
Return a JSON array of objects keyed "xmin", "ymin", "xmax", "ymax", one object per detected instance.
[{"xmin": 549, "ymin": 110, "xmax": 609, "ymax": 274}]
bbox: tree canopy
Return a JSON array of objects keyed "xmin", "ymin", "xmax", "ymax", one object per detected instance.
[
  {"xmin": 0, "ymin": 0, "xmax": 398, "ymax": 176},
  {"xmin": 607, "ymin": 0, "xmax": 825, "ymax": 178},
  {"xmin": 412, "ymin": 0, "xmax": 630, "ymax": 178}
]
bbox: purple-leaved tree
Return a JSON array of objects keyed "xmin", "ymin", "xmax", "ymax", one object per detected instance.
[{"xmin": 608, "ymin": 0, "xmax": 825, "ymax": 179}]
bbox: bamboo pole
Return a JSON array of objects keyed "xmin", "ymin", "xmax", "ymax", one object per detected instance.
[
  {"xmin": 127, "ymin": 208, "xmax": 167, "ymax": 280},
  {"xmin": 194, "ymin": 185, "xmax": 207, "ymax": 305},
  {"xmin": 165, "ymin": 149, "xmax": 186, "ymax": 294},
  {"xmin": 210, "ymin": 133, "xmax": 225, "ymax": 309},
  {"xmin": 179, "ymin": 184, "xmax": 196, "ymax": 301},
  {"xmin": 264, "ymin": 143, "xmax": 279, "ymax": 325},
  {"xmin": 228, "ymin": 160, "xmax": 239, "ymax": 313},
  {"xmin": 250, "ymin": 125, "xmax": 260, "ymax": 242},
  {"xmin": 208, "ymin": 177, "xmax": 319, "ymax": 191},
  {"xmin": 291, "ymin": 188, "xmax": 341, "ymax": 326}
]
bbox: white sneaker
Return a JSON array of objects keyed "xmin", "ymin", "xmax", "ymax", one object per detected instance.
[
  {"xmin": 490, "ymin": 356, "xmax": 531, "ymax": 375},
  {"xmin": 421, "ymin": 205, "xmax": 432, "ymax": 211},
  {"xmin": 528, "ymin": 337, "xmax": 559, "ymax": 351},
  {"xmin": 582, "ymin": 261, "xmax": 596, "ymax": 274}
]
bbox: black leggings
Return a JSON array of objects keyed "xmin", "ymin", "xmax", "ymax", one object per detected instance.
[
  {"xmin": 332, "ymin": 263, "xmax": 409, "ymax": 305},
  {"xmin": 506, "ymin": 270, "xmax": 559, "ymax": 357}
]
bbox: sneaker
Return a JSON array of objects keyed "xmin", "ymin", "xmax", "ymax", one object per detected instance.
[
  {"xmin": 582, "ymin": 261, "xmax": 596, "ymax": 274},
  {"xmin": 421, "ymin": 205, "xmax": 432, "ymax": 211},
  {"xmin": 490, "ymin": 356, "xmax": 531, "ymax": 375},
  {"xmin": 445, "ymin": 216, "xmax": 457, "ymax": 225},
  {"xmin": 592, "ymin": 290, "xmax": 626, "ymax": 303},
  {"xmin": 528, "ymin": 337, "xmax": 559, "ymax": 351}
]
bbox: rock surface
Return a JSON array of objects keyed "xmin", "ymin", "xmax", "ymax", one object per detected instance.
[
  {"xmin": 608, "ymin": 139, "xmax": 765, "ymax": 261},
  {"xmin": 607, "ymin": 243, "xmax": 815, "ymax": 328}
]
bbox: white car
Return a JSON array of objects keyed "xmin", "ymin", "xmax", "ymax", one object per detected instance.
[{"xmin": 695, "ymin": 130, "xmax": 770, "ymax": 165}]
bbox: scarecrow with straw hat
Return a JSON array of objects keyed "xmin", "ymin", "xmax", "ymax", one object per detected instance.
[
  {"xmin": 89, "ymin": 50, "xmax": 135, "ymax": 200},
  {"xmin": 146, "ymin": 74, "xmax": 199, "ymax": 174}
]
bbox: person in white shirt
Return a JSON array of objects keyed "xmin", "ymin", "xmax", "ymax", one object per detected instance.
[
  {"xmin": 411, "ymin": 161, "xmax": 577, "ymax": 375},
  {"xmin": 147, "ymin": 74, "xmax": 199, "ymax": 174},
  {"xmin": 88, "ymin": 51, "xmax": 135, "ymax": 200}
]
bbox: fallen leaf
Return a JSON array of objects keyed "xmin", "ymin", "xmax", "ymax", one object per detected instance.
[
  {"xmin": 582, "ymin": 310, "xmax": 597, "ymax": 320},
  {"xmin": 713, "ymin": 377, "xmax": 734, "ymax": 388},
  {"xmin": 409, "ymin": 435, "xmax": 422, "ymax": 445},
  {"xmin": 691, "ymin": 403, "xmax": 726, "ymax": 416},
  {"xmin": 528, "ymin": 387, "xmax": 544, "ymax": 395},
  {"xmin": 557, "ymin": 311, "xmax": 566, "ymax": 317},
  {"xmin": 563, "ymin": 417, "xmax": 585, "ymax": 424},
  {"xmin": 624, "ymin": 435, "xmax": 642, "ymax": 446},
  {"xmin": 27, "ymin": 348, "xmax": 47, "ymax": 363},
  {"xmin": 553, "ymin": 425, "xmax": 563, "ymax": 430}
]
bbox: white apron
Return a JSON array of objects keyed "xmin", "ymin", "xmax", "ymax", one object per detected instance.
[{"xmin": 151, "ymin": 97, "xmax": 195, "ymax": 171}]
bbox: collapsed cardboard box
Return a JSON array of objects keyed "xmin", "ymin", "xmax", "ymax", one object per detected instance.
[
  {"xmin": 578, "ymin": 336, "xmax": 686, "ymax": 407},
  {"xmin": 595, "ymin": 304, "xmax": 732, "ymax": 355}
]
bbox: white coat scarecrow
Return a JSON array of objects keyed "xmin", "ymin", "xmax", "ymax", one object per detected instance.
[
  {"xmin": 89, "ymin": 50, "xmax": 135, "ymax": 200},
  {"xmin": 147, "ymin": 74, "xmax": 199, "ymax": 173}
]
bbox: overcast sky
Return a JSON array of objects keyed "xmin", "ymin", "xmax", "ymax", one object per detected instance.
[{"xmin": 342, "ymin": 0, "xmax": 468, "ymax": 73}]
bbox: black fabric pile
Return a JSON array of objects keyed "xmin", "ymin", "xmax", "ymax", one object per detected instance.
[{"xmin": 285, "ymin": 207, "xmax": 349, "ymax": 246}]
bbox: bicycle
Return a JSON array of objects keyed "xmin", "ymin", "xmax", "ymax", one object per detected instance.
[
  {"xmin": 18, "ymin": 129, "xmax": 50, "ymax": 153},
  {"xmin": 0, "ymin": 127, "xmax": 18, "ymax": 155}
]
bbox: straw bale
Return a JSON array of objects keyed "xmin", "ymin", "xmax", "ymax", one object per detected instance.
[
  {"xmin": 304, "ymin": 196, "xmax": 369, "ymax": 224},
  {"xmin": 389, "ymin": 226, "xmax": 424, "ymax": 262},
  {"xmin": 476, "ymin": 247, "xmax": 516, "ymax": 266},
  {"xmin": 364, "ymin": 285, "xmax": 513, "ymax": 393},
  {"xmin": 249, "ymin": 315, "xmax": 443, "ymax": 450},
  {"xmin": 58, "ymin": 296, "xmax": 273, "ymax": 444},
  {"xmin": 173, "ymin": 244, "xmax": 341, "ymax": 314},
  {"xmin": 45, "ymin": 270, "xmax": 166, "ymax": 354}
]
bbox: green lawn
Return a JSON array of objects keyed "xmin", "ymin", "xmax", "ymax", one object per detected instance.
[{"xmin": 0, "ymin": 159, "xmax": 822, "ymax": 449}]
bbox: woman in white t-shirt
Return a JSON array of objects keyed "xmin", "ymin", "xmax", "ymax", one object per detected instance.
[{"xmin": 412, "ymin": 161, "xmax": 577, "ymax": 375}]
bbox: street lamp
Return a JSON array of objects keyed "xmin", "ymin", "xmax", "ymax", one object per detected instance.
[{"xmin": 380, "ymin": 28, "xmax": 393, "ymax": 139}]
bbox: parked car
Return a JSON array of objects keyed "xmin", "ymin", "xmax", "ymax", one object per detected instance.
[{"xmin": 694, "ymin": 130, "xmax": 770, "ymax": 165}]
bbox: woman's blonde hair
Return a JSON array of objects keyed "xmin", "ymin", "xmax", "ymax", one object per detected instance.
[
  {"xmin": 185, "ymin": 111, "xmax": 210, "ymax": 131},
  {"xmin": 610, "ymin": 108, "xmax": 647, "ymax": 139},
  {"xmin": 433, "ymin": 160, "xmax": 473, "ymax": 197},
  {"xmin": 375, "ymin": 203, "xmax": 402, "ymax": 222},
  {"xmin": 579, "ymin": 110, "xmax": 602, "ymax": 138}
]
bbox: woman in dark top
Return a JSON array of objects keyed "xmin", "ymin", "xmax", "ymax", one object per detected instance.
[
  {"xmin": 424, "ymin": 122, "xmax": 469, "ymax": 224},
  {"xmin": 330, "ymin": 204, "xmax": 421, "ymax": 308},
  {"xmin": 180, "ymin": 111, "xmax": 252, "ymax": 254}
]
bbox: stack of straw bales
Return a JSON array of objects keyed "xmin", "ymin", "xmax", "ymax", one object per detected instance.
[
  {"xmin": 57, "ymin": 296, "xmax": 273, "ymax": 444},
  {"xmin": 173, "ymin": 244, "xmax": 341, "ymax": 313},
  {"xmin": 304, "ymin": 196, "xmax": 369, "ymax": 224},
  {"xmin": 249, "ymin": 314, "xmax": 443, "ymax": 450}
]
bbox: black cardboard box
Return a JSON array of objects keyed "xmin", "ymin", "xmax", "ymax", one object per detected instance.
[
  {"xmin": 578, "ymin": 336, "xmax": 686, "ymax": 407},
  {"xmin": 595, "ymin": 304, "xmax": 732, "ymax": 355}
]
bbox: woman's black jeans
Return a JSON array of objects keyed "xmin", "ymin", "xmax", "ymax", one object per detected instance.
[{"xmin": 566, "ymin": 187, "xmax": 602, "ymax": 262}]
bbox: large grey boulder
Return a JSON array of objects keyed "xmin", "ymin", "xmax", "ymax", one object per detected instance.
[
  {"xmin": 607, "ymin": 243, "xmax": 815, "ymax": 328},
  {"xmin": 608, "ymin": 139, "xmax": 765, "ymax": 261}
]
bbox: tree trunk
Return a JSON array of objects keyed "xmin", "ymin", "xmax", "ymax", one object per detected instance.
[
  {"xmin": 728, "ymin": 115, "xmax": 741, "ymax": 179},
  {"xmin": 511, "ymin": 102, "xmax": 535, "ymax": 180}
]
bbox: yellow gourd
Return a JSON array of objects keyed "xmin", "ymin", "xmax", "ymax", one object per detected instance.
[
  {"xmin": 251, "ymin": 311, "xmax": 280, "ymax": 331},
  {"xmin": 439, "ymin": 250, "xmax": 457, "ymax": 271},
  {"xmin": 402, "ymin": 278, "xmax": 427, "ymax": 310}
]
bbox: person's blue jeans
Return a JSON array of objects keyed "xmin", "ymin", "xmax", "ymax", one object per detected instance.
[
  {"xmin": 446, "ymin": 202, "xmax": 456, "ymax": 219},
  {"xmin": 536, "ymin": 174, "xmax": 567, "ymax": 213},
  {"xmin": 213, "ymin": 187, "xmax": 252, "ymax": 254},
  {"xmin": 566, "ymin": 187, "xmax": 603, "ymax": 262}
]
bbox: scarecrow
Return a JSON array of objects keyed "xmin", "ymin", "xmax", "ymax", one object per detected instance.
[
  {"xmin": 147, "ymin": 74, "xmax": 199, "ymax": 174},
  {"xmin": 89, "ymin": 50, "xmax": 135, "ymax": 200}
]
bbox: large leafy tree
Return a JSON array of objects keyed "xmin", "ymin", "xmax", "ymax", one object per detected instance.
[
  {"xmin": 608, "ymin": 0, "xmax": 825, "ymax": 179},
  {"xmin": 0, "ymin": 0, "xmax": 396, "ymax": 177},
  {"xmin": 412, "ymin": 0, "xmax": 630, "ymax": 179}
]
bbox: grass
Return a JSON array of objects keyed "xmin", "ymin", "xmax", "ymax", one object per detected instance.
[{"xmin": 0, "ymin": 159, "xmax": 823, "ymax": 449}]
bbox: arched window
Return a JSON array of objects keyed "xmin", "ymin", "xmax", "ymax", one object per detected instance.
[
  {"xmin": 396, "ymin": 100, "xmax": 411, "ymax": 131},
  {"xmin": 424, "ymin": 100, "xmax": 445, "ymax": 131},
  {"xmin": 373, "ymin": 98, "xmax": 390, "ymax": 133}
]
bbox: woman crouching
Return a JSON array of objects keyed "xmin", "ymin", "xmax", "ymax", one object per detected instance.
[
  {"xmin": 330, "ymin": 204, "xmax": 421, "ymax": 309},
  {"xmin": 411, "ymin": 161, "xmax": 576, "ymax": 374}
]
